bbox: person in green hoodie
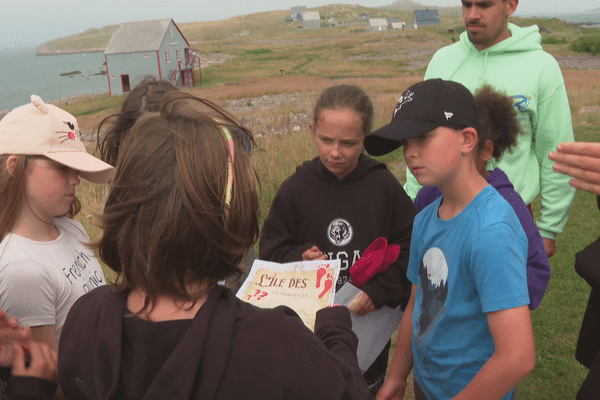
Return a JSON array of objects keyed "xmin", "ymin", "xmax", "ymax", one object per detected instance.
[{"xmin": 403, "ymin": 0, "xmax": 575, "ymax": 259}]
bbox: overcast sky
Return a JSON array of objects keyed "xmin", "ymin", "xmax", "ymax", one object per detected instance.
[{"xmin": 2, "ymin": 0, "xmax": 599, "ymax": 50}]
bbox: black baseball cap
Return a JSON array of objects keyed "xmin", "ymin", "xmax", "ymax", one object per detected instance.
[{"xmin": 364, "ymin": 79, "xmax": 481, "ymax": 156}]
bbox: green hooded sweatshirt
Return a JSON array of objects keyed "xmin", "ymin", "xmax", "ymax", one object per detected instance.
[{"xmin": 405, "ymin": 23, "xmax": 575, "ymax": 240}]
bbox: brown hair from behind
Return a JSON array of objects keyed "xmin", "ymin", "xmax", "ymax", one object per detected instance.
[
  {"xmin": 97, "ymin": 76, "xmax": 178, "ymax": 167},
  {"xmin": 474, "ymin": 84, "xmax": 523, "ymax": 161},
  {"xmin": 0, "ymin": 155, "xmax": 81, "ymax": 241},
  {"xmin": 97, "ymin": 91, "xmax": 259, "ymax": 311},
  {"xmin": 313, "ymin": 84, "xmax": 374, "ymax": 135}
]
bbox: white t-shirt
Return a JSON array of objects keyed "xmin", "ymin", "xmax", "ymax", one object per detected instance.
[{"xmin": 0, "ymin": 217, "xmax": 106, "ymax": 343}]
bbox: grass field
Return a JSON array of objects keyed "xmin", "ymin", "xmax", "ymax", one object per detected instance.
[{"xmin": 64, "ymin": 8, "xmax": 600, "ymax": 399}]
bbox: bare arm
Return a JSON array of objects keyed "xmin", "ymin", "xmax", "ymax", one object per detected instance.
[
  {"xmin": 550, "ymin": 142, "xmax": 600, "ymax": 195},
  {"xmin": 376, "ymin": 285, "xmax": 416, "ymax": 400},
  {"xmin": 452, "ymin": 305, "xmax": 535, "ymax": 400}
]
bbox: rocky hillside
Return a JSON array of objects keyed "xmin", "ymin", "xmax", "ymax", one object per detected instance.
[{"xmin": 37, "ymin": 25, "xmax": 119, "ymax": 55}]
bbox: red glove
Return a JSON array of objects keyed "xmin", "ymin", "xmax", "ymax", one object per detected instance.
[{"xmin": 350, "ymin": 237, "xmax": 400, "ymax": 288}]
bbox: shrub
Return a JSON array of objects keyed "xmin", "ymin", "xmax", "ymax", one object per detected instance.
[
  {"xmin": 246, "ymin": 48, "xmax": 274, "ymax": 55},
  {"xmin": 542, "ymin": 36, "xmax": 568, "ymax": 45},
  {"xmin": 569, "ymin": 36, "xmax": 600, "ymax": 55}
]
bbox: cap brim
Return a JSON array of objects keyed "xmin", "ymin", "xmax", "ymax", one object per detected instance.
[
  {"xmin": 45, "ymin": 152, "xmax": 115, "ymax": 184},
  {"xmin": 364, "ymin": 119, "xmax": 439, "ymax": 156}
]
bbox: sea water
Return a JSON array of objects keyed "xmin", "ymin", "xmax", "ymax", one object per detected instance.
[{"xmin": 0, "ymin": 50, "xmax": 108, "ymax": 111}]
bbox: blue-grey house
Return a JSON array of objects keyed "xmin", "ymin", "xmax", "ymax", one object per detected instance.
[
  {"xmin": 104, "ymin": 18, "xmax": 199, "ymax": 96},
  {"xmin": 413, "ymin": 10, "xmax": 440, "ymax": 28},
  {"xmin": 291, "ymin": 6, "xmax": 308, "ymax": 21}
]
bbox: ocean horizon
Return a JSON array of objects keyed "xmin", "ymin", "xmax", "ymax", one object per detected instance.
[
  {"xmin": 1, "ymin": 11, "xmax": 599, "ymax": 112},
  {"xmin": 0, "ymin": 50, "xmax": 109, "ymax": 112}
]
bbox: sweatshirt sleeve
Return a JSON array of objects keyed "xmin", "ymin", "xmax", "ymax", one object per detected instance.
[
  {"xmin": 314, "ymin": 307, "xmax": 359, "ymax": 369},
  {"xmin": 361, "ymin": 182, "xmax": 415, "ymax": 310},
  {"xmin": 501, "ymin": 186, "xmax": 551, "ymax": 310},
  {"xmin": 532, "ymin": 57, "xmax": 575, "ymax": 240},
  {"xmin": 6, "ymin": 376, "xmax": 56, "ymax": 400},
  {"xmin": 258, "ymin": 187, "xmax": 313, "ymax": 262},
  {"xmin": 313, "ymin": 307, "xmax": 374, "ymax": 400}
]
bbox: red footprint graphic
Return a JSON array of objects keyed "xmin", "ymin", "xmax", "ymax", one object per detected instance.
[
  {"xmin": 316, "ymin": 267, "xmax": 327, "ymax": 288},
  {"xmin": 319, "ymin": 277, "xmax": 333, "ymax": 299}
]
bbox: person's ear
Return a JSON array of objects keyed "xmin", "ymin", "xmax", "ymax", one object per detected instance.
[
  {"xmin": 461, "ymin": 127, "xmax": 478, "ymax": 155},
  {"xmin": 310, "ymin": 123, "xmax": 317, "ymax": 139},
  {"xmin": 506, "ymin": 0, "xmax": 518, "ymax": 17},
  {"xmin": 6, "ymin": 155, "xmax": 18, "ymax": 177},
  {"xmin": 481, "ymin": 139, "xmax": 494, "ymax": 163}
]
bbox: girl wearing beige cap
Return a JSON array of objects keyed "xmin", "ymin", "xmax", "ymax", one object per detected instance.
[{"xmin": 0, "ymin": 95, "xmax": 114, "ymax": 397}]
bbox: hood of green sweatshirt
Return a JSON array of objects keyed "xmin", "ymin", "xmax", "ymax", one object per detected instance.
[{"xmin": 459, "ymin": 23, "xmax": 543, "ymax": 54}]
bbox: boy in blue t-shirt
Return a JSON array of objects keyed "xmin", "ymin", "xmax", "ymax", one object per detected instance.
[{"xmin": 364, "ymin": 79, "xmax": 535, "ymax": 400}]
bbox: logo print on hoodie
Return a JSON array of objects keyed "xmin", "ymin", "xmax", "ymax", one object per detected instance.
[
  {"xmin": 327, "ymin": 218, "xmax": 353, "ymax": 246},
  {"xmin": 511, "ymin": 95, "xmax": 530, "ymax": 112}
]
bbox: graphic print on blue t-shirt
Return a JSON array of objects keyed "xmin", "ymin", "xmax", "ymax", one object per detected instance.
[{"xmin": 417, "ymin": 247, "xmax": 448, "ymax": 338}]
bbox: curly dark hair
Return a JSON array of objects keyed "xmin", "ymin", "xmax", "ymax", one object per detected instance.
[{"xmin": 474, "ymin": 84, "xmax": 523, "ymax": 161}]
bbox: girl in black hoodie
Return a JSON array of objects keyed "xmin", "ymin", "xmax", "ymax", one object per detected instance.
[{"xmin": 259, "ymin": 84, "xmax": 416, "ymax": 394}]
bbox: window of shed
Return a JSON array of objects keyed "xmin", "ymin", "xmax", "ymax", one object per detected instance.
[
  {"xmin": 169, "ymin": 28, "xmax": 174, "ymax": 37},
  {"xmin": 176, "ymin": 49, "xmax": 181, "ymax": 61},
  {"xmin": 165, "ymin": 50, "xmax": 171, "ymax": 63}
]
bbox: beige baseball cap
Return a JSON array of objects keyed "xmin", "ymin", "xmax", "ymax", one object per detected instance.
[{"xmin": 0, "ymin": 95, "xmax": 114, "ymax": 183}]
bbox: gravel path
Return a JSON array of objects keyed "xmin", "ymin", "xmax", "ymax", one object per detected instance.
[
  {"xmin": 555, "ymin": 55, "xmax": 600, "ymax": 69},
  {"xmin": 223, "ymin": 93, "xmax": 312, "ymax": 137}
]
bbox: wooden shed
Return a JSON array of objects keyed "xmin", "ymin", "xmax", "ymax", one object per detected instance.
[{"xmin": 104, "ymin": 18, "xmax": 200, "ymax": 96}]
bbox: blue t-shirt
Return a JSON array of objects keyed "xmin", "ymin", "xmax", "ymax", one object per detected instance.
[{"xmin": 407, "ymin": 185, "xmax": 529, "ymax": 400}]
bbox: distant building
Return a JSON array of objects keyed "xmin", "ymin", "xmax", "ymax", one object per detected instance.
[
  {"xmin": 414, "ymin": 9, "xmax": 440, "ymax": 28},
  {"xmin": 359, "ymin": 13, "xmax": 370, "ymax": 21},
  {"xmin": 291, "ymin": 6, "xmax": 308, "ymax": 21},
  {"xmin": 302, "ymin": 11, "xmax": 321, "ymax": 30},
  {"xmin": 391, "ymin": 22, "xmax": 406, "ymax": 30},
  {"xmin": 329, "ymin": 18, "xmax": 339, "ymax": 27},
  {"xmin": 368, "ymin": 18, "xmax": 388, "ymax": 32},
  {"xmin": 104, "ymin": 18, "xmax": 199, "ymax": 96}
]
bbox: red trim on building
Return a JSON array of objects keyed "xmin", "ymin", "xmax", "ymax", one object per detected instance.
[
  {"xmin": 171, "ymin": 19, "xmax": 190, "ymax": 47},
  {"xmin": 105, "ymin": 54, "xmax": 112, "ymax": 95},
  {"xmin": 156, "ymin": 50, "xmax": 162, "ymax": 79}
]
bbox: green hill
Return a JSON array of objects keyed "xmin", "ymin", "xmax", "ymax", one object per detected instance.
[
  {"xmin": 35, "ymin": 2, "xmax": 589, "ymax": 56},
  {"xmin": 37, "ymin": 25, "xmax": 120, "ymax": 55}
]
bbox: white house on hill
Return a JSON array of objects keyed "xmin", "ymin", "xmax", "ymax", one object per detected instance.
[
  {"xmin": 302, "ymin": 11, "xmax": 321, "ymax": 30},
  {"xmin": 368, "ymin": 18, "xmax": 388, "ymax": 32}
]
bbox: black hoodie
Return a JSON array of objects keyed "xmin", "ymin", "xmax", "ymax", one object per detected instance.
[
  {"xmin": 57, "ymin": 285, "xmax": 373, "ymax": 400},
  {"xmin": 259, "ymin": 155, "xmax": 415, "ymax": 310}
]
